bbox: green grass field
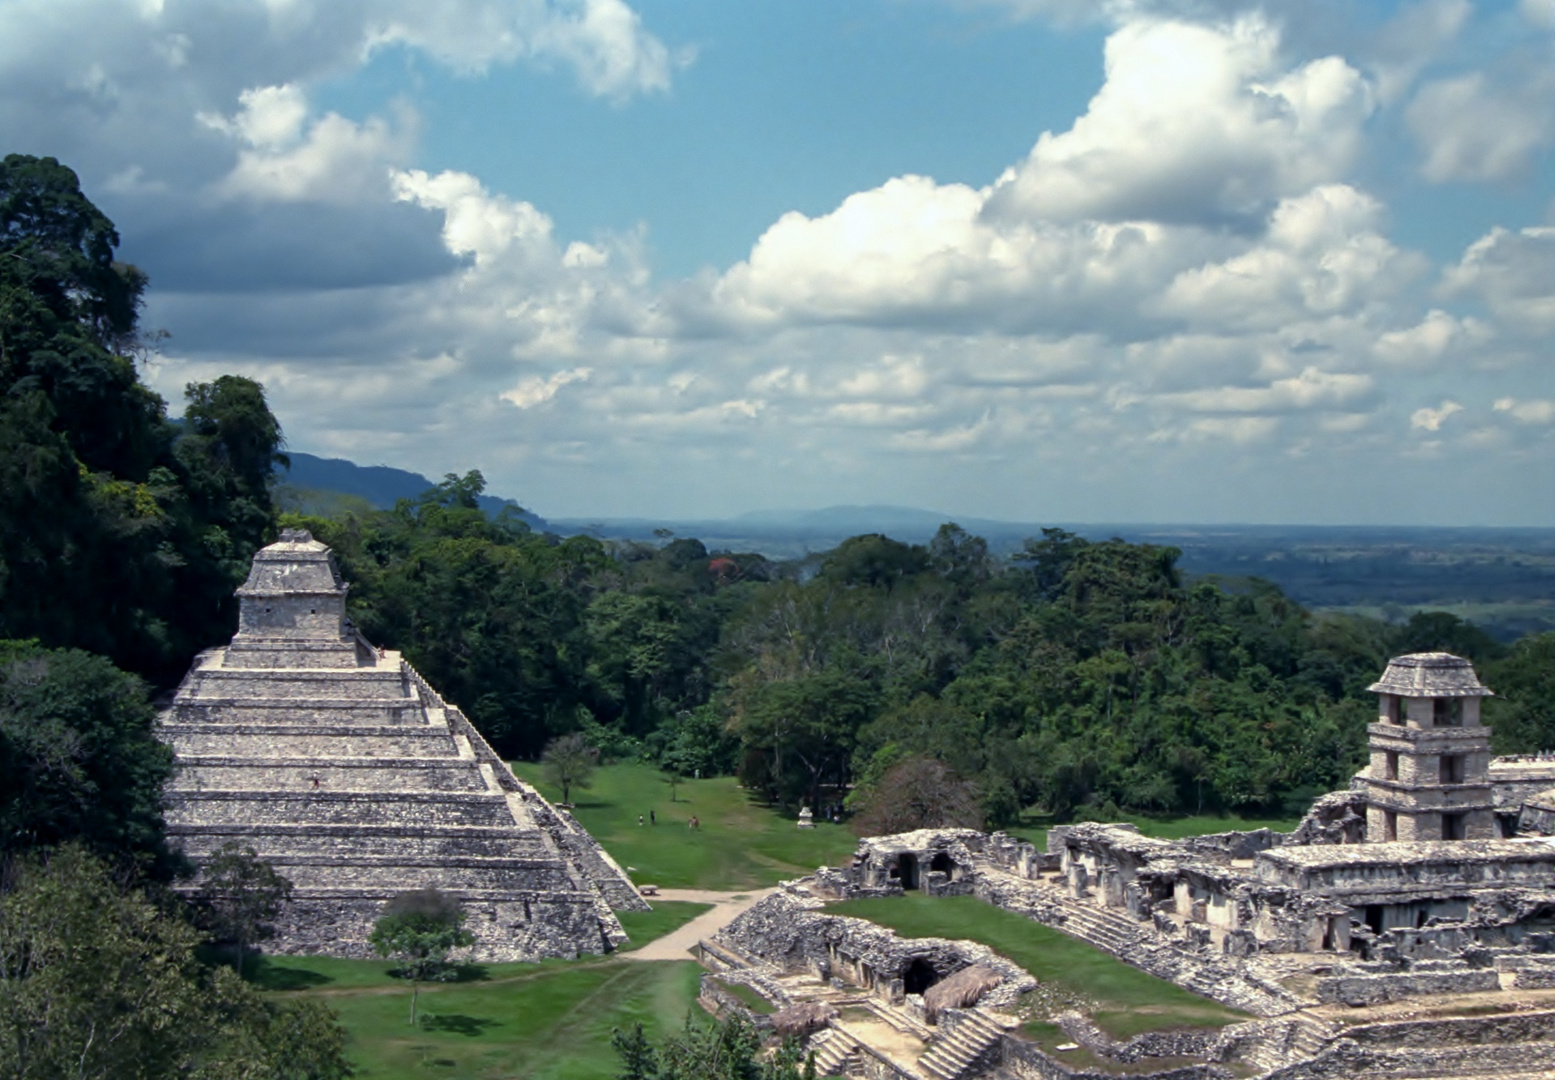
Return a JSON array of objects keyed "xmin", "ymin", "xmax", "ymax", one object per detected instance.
[
  {"xmin": 1015, "ymin": 812, "xmax": 1302, "ymax": 852},
  {"xmin": 321, "ymin": 959, "xmax": 701, "ymax": 1079},
  {"xmin": 512, "ymin": 761, "xmax": 860, "ymax": 890},
  {"xmin": 252, "ymin": 902, "xmax": 713, "ymax": 1079},
  {"xmin": 829, "ymin": 895, "xmax": 1245, "ymax": 1040}
]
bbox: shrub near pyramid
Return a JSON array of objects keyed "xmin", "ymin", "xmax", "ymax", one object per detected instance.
[{"xmin": 159, "ymin": 529, "xmax": 646, "ymax": 961}]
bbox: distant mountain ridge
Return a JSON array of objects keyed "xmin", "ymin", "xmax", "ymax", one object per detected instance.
[{"xmin": 276, "ymin": 452, "xmax": 547, "ymax": 529}]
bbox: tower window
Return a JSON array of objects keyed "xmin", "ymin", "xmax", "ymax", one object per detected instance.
[
  {"xmin": 1384, "ymin": 811, "xmax": 1398, "ymax": 842},
  {"xmin": 1384, "ymin": 752, "xmax": 1399, "ymax": 781},
  {"xmin": 1434, "ymin": 699, "xmax": 1462, "ymax": 727},
  {"xmin": 1439, "ymin": 755, "xmax": 1464, "ymax": 784},
  {"xmin": 1384, "ymin": 696, "xmax": 1403, "ymax": 724},
  {"xmin": 1442, "ymin": 813, "xmax": 1467, "ymax": 840}
]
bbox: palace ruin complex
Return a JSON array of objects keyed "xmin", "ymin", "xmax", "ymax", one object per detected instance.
[
  {"xmin": 699, "ymin": 652, "xmax": 1555, "ymax": 1079},
  {"xmin": 158, "ymin": 529, "xmax": 645, "ymax": 961}
]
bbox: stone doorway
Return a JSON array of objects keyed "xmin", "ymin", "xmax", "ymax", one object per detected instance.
[{"xmin": 902, "ymin": 958, "xmax": 938, "ymax": 996}]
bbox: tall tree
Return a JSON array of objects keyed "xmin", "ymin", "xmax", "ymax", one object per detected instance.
[
  {"xmin": 541, "ymin": 732, "xmax": 598, "ymax": 806},
  {"xmin": 198, "ymin": 842, "xmax": 295, "ymax": 978},
  {"xmin": 0, "ymin": 155, "xmax": 287, "ymax": 686},
  {"xmin": 369, "ymin": 888, "xmax": 474, "ymax": 1025}
]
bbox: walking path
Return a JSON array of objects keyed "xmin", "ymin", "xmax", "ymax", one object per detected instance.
[{"xmin": 624, "ymin": 888, "xmax": 776, "ymax": 961}]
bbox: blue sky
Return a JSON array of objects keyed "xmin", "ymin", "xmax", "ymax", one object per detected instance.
[{"xmin": 3, "ymin": 0, "xmax": 1553, "ymax": 525}]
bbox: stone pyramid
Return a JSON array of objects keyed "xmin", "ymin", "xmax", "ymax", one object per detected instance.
[{"xmin": 159, "ymin": 528, "xmax": 646, "ymax": 961}]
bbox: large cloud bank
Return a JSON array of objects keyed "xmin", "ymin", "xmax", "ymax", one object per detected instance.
[{"xmin": 3, "ymin": 0, "xmax": 1552, "ymax": 522}]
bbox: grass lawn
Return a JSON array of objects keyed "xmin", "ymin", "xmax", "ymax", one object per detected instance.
[
  {"xmin": 829, "ymin": 895, "xmax": 1245, "ymax": 1040},
  {"xmin": 513, "ymin": 761, "xmax": 859, "ymax": 890},
  {"xmin": 1015, "ymin": 812, "xmax": 1302, "ymax": 852},
  {"xmin": 712, "ymin": 978, "xmax": 776, "ymax": 1014},
  {"xmin": 321, "ymin": 959, "xmax": 701, "ymax": 1079},
  {"xmin": 250, "ymin": 900, "xmax": 715, "ymax": 1078}
]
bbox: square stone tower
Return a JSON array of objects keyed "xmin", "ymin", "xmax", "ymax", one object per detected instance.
[{"xmin": 1361, "ymin": 652, "xmax": 1495, "ymax": 842}]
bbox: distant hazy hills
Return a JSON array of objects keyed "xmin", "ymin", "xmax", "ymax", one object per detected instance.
[
  {"xmin": 274, "ymin": 451, "xmax": 1555, "ymax": 638},
  {"xmin": 275, "ymin": 452, "xmax": 547, "ymax": 530}
]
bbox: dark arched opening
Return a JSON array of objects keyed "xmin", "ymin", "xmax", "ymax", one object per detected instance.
[
  {"xmin": 898, "ymin": 854, "xmax": 920, "ymax": 890},
  {"xmin": 902, "ymin": 958, "xmax": 938, "ymax": 996},
  {"xmin": 1364, "ymin": 905, "xmax": 1384, "ymax": 935},
  {"xmin": 930, "ymin": 852, "xmax": 953, "ymax": 877}
]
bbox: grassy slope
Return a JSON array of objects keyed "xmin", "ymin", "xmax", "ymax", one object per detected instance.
[
  {"xmin": 252, "ymin": 904, "xmax": 711, "ymax": 1078},
  {"xmin": 830, "ymin": 895, "xmax": 1245, "ymax": 1040},
  {"xmin": 512, "ymin": 761, "xmax": 860, "ymax": 890},
  {"xmin": 324, "ymin": 959, "xmax": 701, "ymax": 1079}
]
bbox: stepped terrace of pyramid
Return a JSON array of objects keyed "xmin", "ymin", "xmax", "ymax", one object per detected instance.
[{"xmin": 158, "ymin": 528, "xmax": 647, "ymax": 962}]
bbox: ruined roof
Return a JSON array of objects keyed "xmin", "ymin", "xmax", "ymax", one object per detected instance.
[
  {"xmin": 1258, "ymin": 838, "xmax": 1555, "ymax": 872},
  {"xmin": 1366, "ymin": 652, "xmax": 1492, "ymax": 698},
  {"xmin": 235, "ymin": 528, "xmax": 346, "ymax": 597}
]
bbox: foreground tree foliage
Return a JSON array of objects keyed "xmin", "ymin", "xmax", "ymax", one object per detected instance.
[
  {"xmin": 0, "ymin": 845, "xmax": 351, "ymax": 1080},
  {"xmin": 612, "ymin": 1015, "xmax": 816, "ymax": 1080},
  {"xmin": 0, "ymin": 155, "xmax": 286, "ymax": 687},
  {"xmin": 0, "ymin": 641, "xmax": 174, "ymax": 877}
]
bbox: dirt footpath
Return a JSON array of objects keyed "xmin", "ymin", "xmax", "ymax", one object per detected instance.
[{"xmin": 624, "ymin": 888, "xmax": 775, "ymax": 962}]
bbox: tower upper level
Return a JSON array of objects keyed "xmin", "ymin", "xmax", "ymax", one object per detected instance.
[
  {"xmin": 1367, "ymin": 652, "xmax": 1492, "ymax": 728},
  {"xmin": 228, "ymin": 529, "xmax": 362, "ymax": 669}
]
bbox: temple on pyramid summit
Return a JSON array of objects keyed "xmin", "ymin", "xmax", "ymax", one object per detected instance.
[{"xmin": 158, "ymin": 528, "xmax": 647, "ymax": 961}]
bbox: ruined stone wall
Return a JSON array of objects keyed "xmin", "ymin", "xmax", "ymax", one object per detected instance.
[{"xmin": 717, "ymin": 891, "xmax": 1035, "ymax": 1008}]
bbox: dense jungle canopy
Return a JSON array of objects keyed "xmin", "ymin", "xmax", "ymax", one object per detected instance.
[{"xmin": 5, "ymin": 151, "xmax": 1555, "ymax": 866}]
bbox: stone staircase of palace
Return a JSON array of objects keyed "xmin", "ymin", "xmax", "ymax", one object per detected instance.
[{"xmin": 916, "ymin": 1009, "xmax": 1008, "ymax": 1080}]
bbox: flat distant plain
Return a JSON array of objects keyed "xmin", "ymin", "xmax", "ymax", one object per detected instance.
[
  {"xmin": 275, "ymin": 453, "xmax": 1555, "ymax": 640},
  {"xmin": 558, "ymin": 516, "xmax": 1555, "ymax": 640}
]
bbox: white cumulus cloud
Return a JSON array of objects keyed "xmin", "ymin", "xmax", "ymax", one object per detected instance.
[
  {"xmin": 983, "ymin": 16, "xmax": 1373, "ymax": 226},
  {"xmin": 204, "ymin": 84, "xmax": 411, "ymax": 202},
  {"xmin": 502, "ymin": 367, "xmax": 593, "ymax": 408},
  {"xmin": 1411, "ymin": 400, "xmax": 1462, "ymax": 431},
  {"xmin": 1494, "ymin": 397, "xmax": 1555, "ymax": 424},
  {"xmin": 1441, "ymin": 225, "xmax": 1555, "ymax": 336}
]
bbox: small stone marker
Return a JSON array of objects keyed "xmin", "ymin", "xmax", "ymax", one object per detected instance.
[
  {"xmin": 1055, "ymin": 1043, "xmax": 1079, "ymax": 1052},
  {"xmin": 797, "ymin": 805, "xmax": 814, "ymax": 829}
]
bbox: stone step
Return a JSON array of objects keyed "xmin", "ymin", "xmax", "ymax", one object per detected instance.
[
  {"xmin": 919, "ymin": 1010, "xmax": 1004, "ymax": 1080},
  {"xmin": 169, "ymin": 701, "xmax": 426, "ymax": 725},
  {"xmin": 162, "ymin": 730, "xmax": 462, "ymax": 757},
  {"xmin": 810, "ymin": 1031, "xmax": 858, "ymax": 1078},
  {"xmin": 240, "ymin": 858, "xmax": 584, "ymax": 893},
  {"xmin": 167, "ymin": 761, "xmax": 486, "ymax": 794},
  {"xmin": 166, "ymin": 791, "xmax": 518, "ymax": 828},
  {"xmin": 172, "ymin": 829, "xmax": 552, "ymax": 861}
]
